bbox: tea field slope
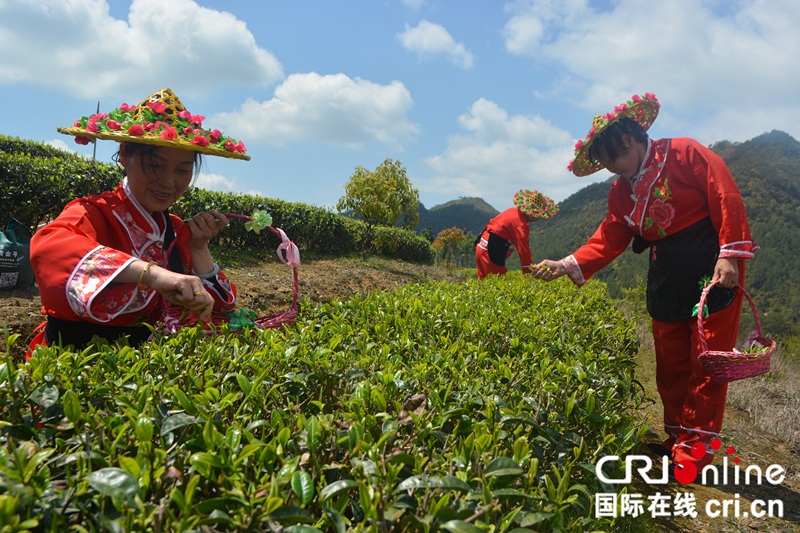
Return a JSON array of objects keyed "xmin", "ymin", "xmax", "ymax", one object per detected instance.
[{"xmin": 6, "ymin": 274, "xmax": 647, "ymax": 532}]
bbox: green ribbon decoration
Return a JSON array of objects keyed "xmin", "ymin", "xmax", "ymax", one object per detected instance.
[
  {"xmin": 222, "ymin": 308, "xmax": 257, "ymax": 330},
  {"xmin": 691, "ymin": 303, "xmax": 709, "ymax": 319},
  {"xmin": 244, "ymin": 210, "xmax": 272, "ymax": 234}
]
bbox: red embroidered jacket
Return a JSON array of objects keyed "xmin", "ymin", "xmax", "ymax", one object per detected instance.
[
  {"xmin": 485, "ymin": 207, "xmax": 533, "ymax": 273},
  {"xmin": 561, "ymin": 138, "xmax": 757, "ymax": 286},
  {"xmin": 31, "ymin": 180, "xmax": 236, "ymax": 325}
]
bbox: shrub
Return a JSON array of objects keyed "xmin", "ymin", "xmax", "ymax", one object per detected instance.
[{"xmin": 5, "ymin": 276, "xmax": 645, "ymax": 532}]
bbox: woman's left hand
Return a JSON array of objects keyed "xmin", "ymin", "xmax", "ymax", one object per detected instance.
[
  {"xmin": 712, "ymin": 257, "xmax": 739, "ymax": 288},
  {"xmin": 186, "ymin": 210, "xmax": 229, "ymax": 250}
]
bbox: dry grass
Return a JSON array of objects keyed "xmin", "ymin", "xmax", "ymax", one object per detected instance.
[{"xmin": 727, "ymin": 341, "xmax": 800, "ymax": 445}]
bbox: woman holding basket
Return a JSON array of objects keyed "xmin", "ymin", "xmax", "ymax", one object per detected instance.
[
  {"xmin": 531, "ymin": 94, "xmax": 757, "ymax": 471},
  {"xmin": 28, "ymin": 88, "xmax": 248, "ymax": 355}
]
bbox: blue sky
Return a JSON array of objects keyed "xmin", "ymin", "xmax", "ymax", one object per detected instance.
[{"xmin": 2, "ymin": 0, "xmax": 799, "ymax": 213}]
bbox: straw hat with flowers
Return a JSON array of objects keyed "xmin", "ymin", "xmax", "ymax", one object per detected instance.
[
  {"xmin": 57, "ymin": 88, "xmax": 249, "ymax": 161},
  {"xmin": 568, "ymin": 93, "xmax": 660, "ymax": 177},
  {"xmin": 513, "ymin": 189, "xmax": 559, "ymax": 220}
]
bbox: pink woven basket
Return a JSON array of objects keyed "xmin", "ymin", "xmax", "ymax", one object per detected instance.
[
  {"xmin": 697, "ymin": 281, "xmax": 774, "ymax": 383},
  {"xmin": 158, "ymin": 214, "xmax": 299, "ymax": 335}
]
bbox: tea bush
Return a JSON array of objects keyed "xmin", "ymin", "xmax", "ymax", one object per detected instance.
[
  {"xmin": 3, "ymin": 275, "xmax": 645, "ymax": 532},
  {"xmin": 0, "ymin": 135, "xmax": 434, "ymax": 264}
]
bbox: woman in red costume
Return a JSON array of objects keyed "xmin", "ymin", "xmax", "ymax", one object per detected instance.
[
  {"xmin": 475, "ymin": 189, "xmax": 558, "ymax": 280},
  {"xmin": 531, "ymin": 94, "xmax": 757, "ymax": 471},
  {"xmin": 28, "ymin": 88, "xmax": 249, "ymax": 356}
]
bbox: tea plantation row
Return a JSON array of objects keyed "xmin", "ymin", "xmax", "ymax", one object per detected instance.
[{"xmin": 1, "ymin": 275, "xmax": 646, "ymax": 532}]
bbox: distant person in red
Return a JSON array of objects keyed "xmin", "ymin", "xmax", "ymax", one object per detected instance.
[
  {"xmin": 475, "ymin": 189, "xmax": 558, "ymax": 280},
  {"xmin": 531, "ymin": 94, "xmax": 757, "ymax": 472}
]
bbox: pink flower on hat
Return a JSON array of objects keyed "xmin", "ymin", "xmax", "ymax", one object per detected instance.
[
  {"xmin": 107, "ymin": 120, "xmax": 122, "ymax": 131},
  {"xmin": 128, "ymin": 124, "xmax": 145, "ymax": 136},
  {"xmin": 183, "ymin": 127, "xmax": 195, "ymax": 136},
  {"xmin": 191, "ymin": 135, "xmax": 210, "ymax": 147},
  {"xmin": 119, "ymin": 103, "xmax": 136, "ymax": 113},
  {"xmin": 75, "ymin": 136, "xmax": 91, "ymax": 145},
  {"xmin": 190, "ymin": 115, "xmax": 205, "ymax": 127},
  {"xmin": 209, "ymin": 129, "xmax": 221, "ymax": 143},
  {"xmin": 178, "ymin": 110, "xmax": 192, "ymax": 120},
  {"xmin": 644, "ymin": 93, "xmax": 656, "ymax": 100},
  {"xmin": 234, "ymin": 142, "xmax": 246, "ymax": 153},
  {"xmin": 574, "ymin": 140, "xmax": 584, "ymax": 151},
  {"xmin": 567, "ymin": 160, "xmax": 574, "ymax": 171},
  {"xmin": 144, "ymin": 122, "xmax": 156, "ymax": 132},
  {"xmin": 224, "ymin": 139, "xmax": 236, "ymax": 152},
  {"xmin": 74, "ymin": 120, "xmax": 81, "ymax": 127},
  {"xmin": 631, "ymin": 94, "xmax": 642, "ymax": 103},
  {"xmin": 147, "ymin": 101, "xmax": 167, "ymax": 113},
  {"xmin": 160, "ymin": 127, "xmax": 178, "ymax": 140},
  {"xmin": 86, "ymin": 117, "xmax": 98, "ymax": 133}
]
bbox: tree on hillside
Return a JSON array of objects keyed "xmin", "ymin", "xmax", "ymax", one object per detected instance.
[
  {"xmin": 337, "ymin": 158, "xmax": 420, "ymax": 260},
  {"xmin": 432, "ymin": 227, "xmax": 468, "ymax": 268}
]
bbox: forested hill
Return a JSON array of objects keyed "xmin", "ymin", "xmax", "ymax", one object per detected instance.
[
  {"xmin": 527, "ymin": 130, "xmax": 800, "ymax": 336},
  {"xmin": 415, "ymin": 197, "xmax": 499, "ymax": 238}
]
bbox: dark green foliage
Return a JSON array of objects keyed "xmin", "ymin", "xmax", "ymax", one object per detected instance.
[
  {"xmin": 5, "ymin": 275, "xmax": 646, "ymax": 532},
  {"xmin": 0, "ymin": 134, "xmax": 434, "ymax": 264},
  {"xmin": 0, "ymin": 136, "xmax": 123, "ymax": 232},
  {"xmin": 0, "ymin": 134, "xmax": 80, "ymax": 160},
  {"xmin": 416, "ymin": 197, "xmax": 499, "ymax": 238}
]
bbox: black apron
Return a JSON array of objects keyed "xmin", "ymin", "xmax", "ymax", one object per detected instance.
[
  {"xmin": 475, "ymin": 228, "xmax": 511, "ymax": 267},
  {"xmin": 635, "ymin": 216, "xmax": 735, "ymax": 322}
]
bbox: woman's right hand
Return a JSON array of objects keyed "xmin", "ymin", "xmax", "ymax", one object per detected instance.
[
  {"xmin": 144, "ymin": 265, "xmax": 214, "ymax": 320},
  {"xmin": 530, "ymin": 260, "xmax": 566, "ymax": 282}
]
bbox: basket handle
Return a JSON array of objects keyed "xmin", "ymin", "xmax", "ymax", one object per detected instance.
[{"xmin": 697, "ymin": 280, "xmax": 761, "ymax": 353}]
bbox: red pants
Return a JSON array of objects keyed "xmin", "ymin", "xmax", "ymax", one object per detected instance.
[
  {"xmin": 476, "ymin": 244, "xmax": 507, "ymax": 280},
  {"xmin": 651, "ymin": 263, "xmax": 746, "ymax": 467}
]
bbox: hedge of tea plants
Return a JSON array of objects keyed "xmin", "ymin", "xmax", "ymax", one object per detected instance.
[
  {"xmin": 2, "ymin": 275, "xmax": 645, "ymax": 532},
  {"xmin": 0, "ymin": 134, "xmax": 434, "ymax": 264}
]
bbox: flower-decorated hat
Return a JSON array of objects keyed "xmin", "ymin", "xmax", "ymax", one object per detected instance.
[
  {"xmin": 568, "ymin": 93, "xmax": 660, "ymax": 176},
  {"xmin": 57, "ymin": 88, "xmax": 250, "ymax": 161},
  {"xmin": 514, "ymin": 189, "xmax": 559, "ymax": 220}
]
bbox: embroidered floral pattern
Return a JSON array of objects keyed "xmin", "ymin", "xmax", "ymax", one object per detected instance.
[
  {"xmin": 644, "ymin": 177, "xmax": 675, "ymax": 238},
  {"xmin": 67, "ymin": 247, "xmax": 142, "ymax": 320},
  {"xmin": 561, "ymin": 255, "xmax": 586, "ymax": 287}
]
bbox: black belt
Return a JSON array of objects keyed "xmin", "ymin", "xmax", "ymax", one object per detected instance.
[{"xmin": 44, "ymin": 315, "xmax": 151, "ymax": 349}]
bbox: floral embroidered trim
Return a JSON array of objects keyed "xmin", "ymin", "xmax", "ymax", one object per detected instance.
[
  {"xmin": 201, "ymin": 271, "xmax": 237, "ymax": 309},
  {"xmin": 624, "ymin": 139, "xmax": 670, "ymax": 232},
  {"xmin": 561, "ymin": 255, "xmax": 586, "ymax": 287},
  {"xmin": 66, "ymin": 246, "xmax": 150, "ymax": 321},
  {"xmin": 719, "ymin": 241, "xmax": 758, "ymax": 258}
]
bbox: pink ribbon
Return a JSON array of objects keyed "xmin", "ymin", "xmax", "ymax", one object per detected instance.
[
  {"xmin": 274, "ymin": 228, "xmax": 300, "ymax": 267},
  {"xmin": 741, "ymin": 330, "xmax": 760, "ymax": 349}
]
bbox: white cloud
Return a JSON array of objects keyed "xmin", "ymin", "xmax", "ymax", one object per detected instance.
[
  {"xmin": 401, "ymin": 0, "xmax": 427, "ymax": 10},
  {"xmin": 195, "ymin": 172, "xmax": 263, "ymax": 197},
  {"xmin": 398, "ymin": 20, "xmax": 474, "ymax": 69},
  {"xmin": 419, "ymin": 99, "xmax": 576, "ymax": 210},
  {"xmin": 0, "ymin": 0, "xmax": 283, "ymax": 99},
  {"xmin": 212, "ymin": 72, "xmax": 419, "ymax": 148},
  {"xmin": 502, "ymin": 0, "xmax": 800, "ymax": 142},
  {"xmin": 45, "ymin": 139, "xmax": 74, "ymax": 153}
]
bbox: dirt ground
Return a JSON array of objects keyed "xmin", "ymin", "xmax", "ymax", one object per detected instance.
[{"xmin": 1, "ymin": 257, "xmax": 798, "ymax": 531}]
